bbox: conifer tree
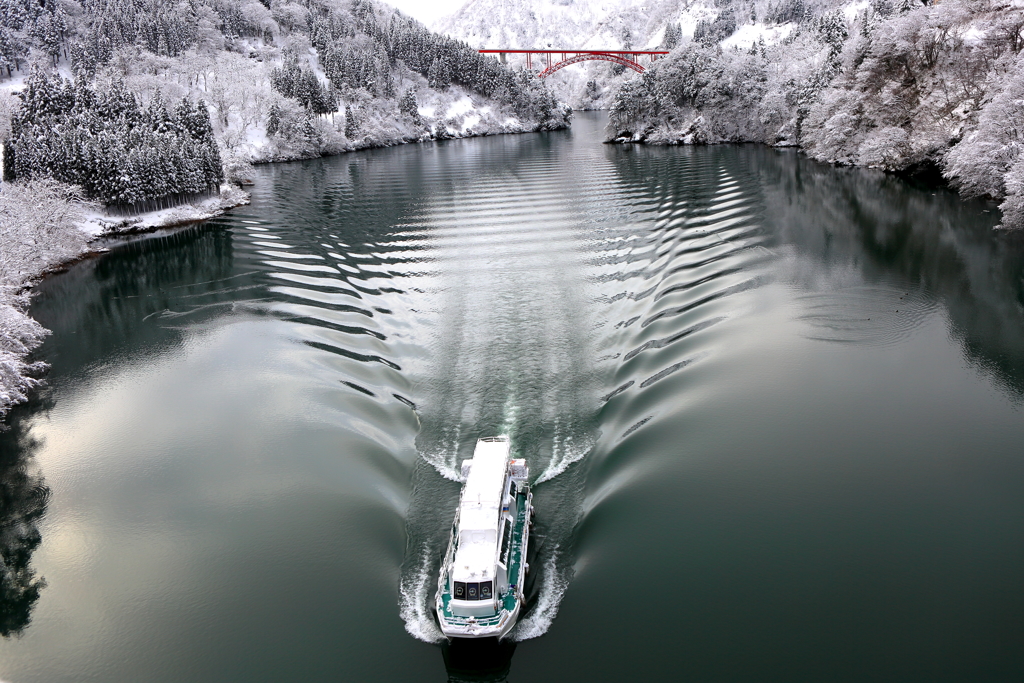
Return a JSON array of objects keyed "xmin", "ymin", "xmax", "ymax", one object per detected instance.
[{"xmin": 344, "ymin": 104, "xmax": 358, "ymax": 139}]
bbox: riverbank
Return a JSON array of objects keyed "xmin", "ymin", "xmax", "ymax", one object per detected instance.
[
  {"xmin": 0, "ymin": 105, "xmax": 577, "ymax": 422},
  {"xmin": 605, "ymin": 0, "xmax": 1024, "ymax": 231},
  {"xmin": 4, "ymin": 112, "xmax": 1024, "ymax": 680},
  {"xmin": 0, "ymin": 180, "xmax": 251, "ymax": 421}
]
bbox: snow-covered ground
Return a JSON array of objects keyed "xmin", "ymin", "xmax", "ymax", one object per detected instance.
[
  {"xmin": 1, "ymin": 179, "xmax": 88, "ymax": 418},
  {"xmin": 605, "ymin": 0, "xmax": 1024, "ymax": 231},
  {"xmin": 78, "ymin": 184, "xmax": 250, "ymax": 237},
  {"xmin": 720, "ymin": 21, "xmax": 794, "ymax": 50},
  {"xmin": 0, "ymin": 0, "xmax": 575, "ymax": 422}
]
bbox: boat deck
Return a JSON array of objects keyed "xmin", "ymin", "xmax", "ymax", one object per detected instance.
[{"xmin": 439, "ymin": 487, "xmax": 530, "ymax": 630}]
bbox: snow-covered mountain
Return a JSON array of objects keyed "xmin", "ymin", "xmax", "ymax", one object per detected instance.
[
  {"xmin": 433, "ymin": 0, "xmax": 878, "ymax": 108},
  {"xmin": 433, "ymin": 0, "xmax": 725, "ymax": 50},
  {"xmin": 433, "ymin": 0, "xmax": 723, "ymax": 108}
]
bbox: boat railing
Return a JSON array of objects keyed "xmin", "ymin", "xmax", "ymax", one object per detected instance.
[{"xmin": 438, "ymin": 515, "xmax": 460, "ymax": 597}]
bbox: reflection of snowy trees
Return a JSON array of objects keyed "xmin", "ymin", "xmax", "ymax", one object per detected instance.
[
  {"xmin": 753, "ymin": 145, "xmax": 1024, "ymax": 396},
  {"xmin": 608, "ymin": 0, "xmax": 1024, "ymax": 229},
  {"xmin": 0, "ymin": 422, "xmax": 48, "ymax": 638},
  {"xmin": 0, "ymin": 0, "xmax": 569, "ymax": 421}
]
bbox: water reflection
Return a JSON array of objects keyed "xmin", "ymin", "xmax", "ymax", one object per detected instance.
[
  {"xmin": 0, "ymin": 408, "xmax": 48, "ymax": 637},
  {"xmin": 30, "ymin": 223, "xmax": 244, "ymax": 383},
  {"xmin": 754, "ymin": 148, "xmax": 1024, "ymax": 398},
  {"xmin": 1, "ymin": 114, "xmax": 1022, "ymax": 681},
  {"xmin": 441, "ymin": 639, "xmax": 516, "ymax": 683}
]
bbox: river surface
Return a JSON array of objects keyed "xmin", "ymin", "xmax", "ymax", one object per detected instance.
[{"xmin": 2, "ymin": 112, "xmax": 1024, "ymax": 682}]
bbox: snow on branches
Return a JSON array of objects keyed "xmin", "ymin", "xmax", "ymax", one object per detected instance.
[
  {"xmin": 608, "ymin": 0, "xmax": 1024, "ymax": 230},
  {"xmin": 4, "ymin": 71, "xmax": 224, "ymax": 210},
  {"xmin": 0, "ymin": 178, "xmax": 90, "ymax": 419}
]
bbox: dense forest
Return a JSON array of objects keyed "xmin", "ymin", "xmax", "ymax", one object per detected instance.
[
  {"xmin": 608, "ymin": 0, "xmax": 1024, "ymax": 230},
  {"xmin": 4, "ymin": 74, "xmax": 224, "ymax": 209}
]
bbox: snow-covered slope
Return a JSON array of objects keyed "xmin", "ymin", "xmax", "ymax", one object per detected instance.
[
  {"xmin": 434, "ymin": 0, "xmax": 727, "ymax": 108},
  {"xmin": 605, "ymin": 0, "xmax": 1024, "ymax": 231},
  {"xmin": 433, "ymin": 0, "xmax": 722, "ymax": 50}
]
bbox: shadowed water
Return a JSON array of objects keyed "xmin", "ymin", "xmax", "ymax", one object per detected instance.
[{"xmin": 1, "ymin": 113, "xmax": 1023, "ymax": 682}]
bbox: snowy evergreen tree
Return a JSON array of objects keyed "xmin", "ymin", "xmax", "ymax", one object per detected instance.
[
  {"xmin": 398, "ymin": 88, "xmax": 421, "ymax": 126},
  {"xmin": 606, "ymin": 0, "xmax": 1024, "ymax": 229},
  {"xmin": 344, "ymin": 104, "xmax": 358, "ymax": 139},
  {"xmin": 427, "ymin": 57, "xmax": 450, "ymax": 90},
  {"xmin": 6, "ymin": 71, "xmax": 222, "ymax": 208},
  {"xmin": 662, "ymin": 23, "xmax": 682, "ymax": 50}
]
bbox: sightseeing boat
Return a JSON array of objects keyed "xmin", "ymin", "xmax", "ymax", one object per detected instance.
[{"xmin": 436, "ymin": 436, "xmax": 533, "ymax": 639}]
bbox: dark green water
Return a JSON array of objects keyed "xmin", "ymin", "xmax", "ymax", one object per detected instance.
[{"xmin": 2, "ymin": 112, "xmax": 1024, "ymax": 682}]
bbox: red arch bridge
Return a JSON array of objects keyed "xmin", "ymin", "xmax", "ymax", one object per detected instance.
[{"xmin": 478, "ymin": 49, "xmax": 669, "ymax": 78}]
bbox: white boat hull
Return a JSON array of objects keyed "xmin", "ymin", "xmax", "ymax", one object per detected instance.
[{"xmin": 435, "ymin": 437, "xmax": 532, "ymax": 640}]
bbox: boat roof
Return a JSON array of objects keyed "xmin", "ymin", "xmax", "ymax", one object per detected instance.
[{"xmin": 452, "ymin": 437, "xmax": 510, "ymax": 583}]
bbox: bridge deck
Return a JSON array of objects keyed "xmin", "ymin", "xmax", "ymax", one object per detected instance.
[{"xmin": 478, "ymin": 49, "xmax": 670, "ymax": 77}]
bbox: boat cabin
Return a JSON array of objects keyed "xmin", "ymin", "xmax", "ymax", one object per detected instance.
[{"xmin": 445, "ymin": 437, "xmax": 526, "ymax": 618}]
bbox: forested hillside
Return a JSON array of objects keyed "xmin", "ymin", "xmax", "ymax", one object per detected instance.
[
  {"xmin": 606, "ymin": 0, "xmax": 1024, "ymax": 230},
  {"xmin": 0, "ymin": 0, "xmax": 569, "ymax": 205},
  {"xmin": 436, "ymin": 0, "xmax": 696, "ymax": 109},
  {"xmin": 0, "ymin": 0, "xmax": 570, "ymax": 420}
]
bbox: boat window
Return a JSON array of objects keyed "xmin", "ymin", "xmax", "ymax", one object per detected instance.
[
  {"xmin": 508, "ymin": 480, "xmax": 516, "ymax": 498},
  {"xmin": 499, "ymin": 518, "xmax": 512, "ymax": 567},
  {"xmin": 453, "ymin": 580, "xmax": 493, "ymax": 601}
]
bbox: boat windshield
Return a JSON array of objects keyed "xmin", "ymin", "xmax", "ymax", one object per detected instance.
[{"xmin": 453, "ymin": 580, "xmax": 493, "ymax": 601}]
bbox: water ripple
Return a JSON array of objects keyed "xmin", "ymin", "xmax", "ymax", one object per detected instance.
[{"xmin": 218, "ymin": 126, "xmax": 774, "ymax": 646}]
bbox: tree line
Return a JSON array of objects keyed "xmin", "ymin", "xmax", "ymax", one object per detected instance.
[
  {"xmin": 3, "ymin": 71, "xmax": 223, "ymax": 210},
  {"xmin": 607, "ymin": 0, "xmax": 1024, "ymax": 229}
]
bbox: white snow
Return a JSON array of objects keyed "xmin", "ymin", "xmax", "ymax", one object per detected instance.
[
  {"xmin": 646, "ymin": 25, "xmax": 667, "ymax": 50},
  {"xmin": 77, "ymin": 185, "xmax": 250, "ymax": 237},
  {"xmin": 679, "ymin": 4, "xmax": 719, "ymax": 40},
  {"xmin": 721, "ymin": 22, "xmax": 795, "ymax": 50},
  {"xmin": 0, "ymin": 73, "xmax": 28, "ymax": 95},
  {"xmin": 445, "ymin": 96, "xmax": 475, "ymax": 118},
  {"xmin": 963, "ymin": 26, "xmax": 987, "ymax": 45},
  {"xmin": 843, "ymin": 0, "xmax": 870, "ymax": 22}
]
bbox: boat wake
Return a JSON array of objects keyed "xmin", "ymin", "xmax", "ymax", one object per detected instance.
[
  {"xmin": 510, "ymin": 551, "xmax": 568, "ymax": 641},
  {"xmin": 398, "ymin": 542, "xmax": 446, "ymax": 643},
  {"xmin": 535, "ymin": 426, "xmax": 595, "ymax": 485},
  {"xmin": 416, "ymin": 429, "xmax": 466, "ymax": 483},
  {"xmin": 395, "ymin": 124, "xmax": 770, "ymax": 648}
]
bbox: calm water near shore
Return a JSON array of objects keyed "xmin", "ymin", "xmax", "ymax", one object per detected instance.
[{"xmin": 2, "ymin": 112, "xmax": 1023, "ymax": 682}]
